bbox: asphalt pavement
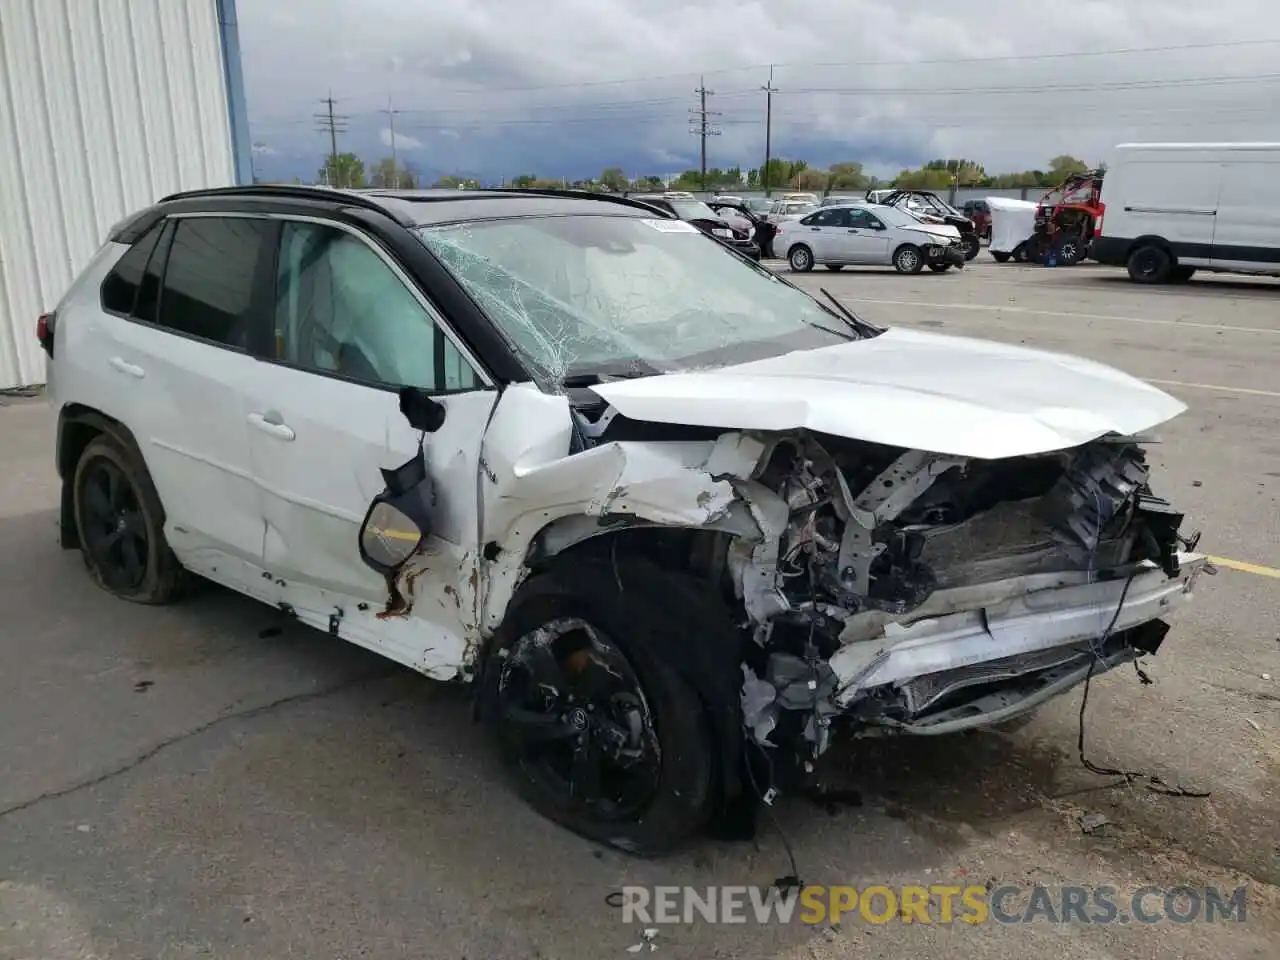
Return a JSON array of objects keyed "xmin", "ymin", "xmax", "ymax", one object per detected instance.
[{"xmin": 2, "ymin": 258, "xmax": 1278, "ymax": 959}]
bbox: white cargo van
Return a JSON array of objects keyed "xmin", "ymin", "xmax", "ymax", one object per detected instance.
[{"xmin": 1090, "ymin": 142, "xmax": 1280, "ymax": 282}]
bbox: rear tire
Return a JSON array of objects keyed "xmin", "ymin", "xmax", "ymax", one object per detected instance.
[
  {"xmin": 1011, "ymin": 242, "xmax": 1029, "ymax": 263},
  {"xmin": 893, "ymin": 244, "xmax": 924, "ymax": 274},
  {"xmin": 480, "ymin": 557, "xmax": 725, "ymax": 856},
  {"xmin": 1127, "ymin": 244, "xmax": 1172, "ymax": 283},
  {"xmin": 1172, "ymin": 265, "xmax": 1196, "ymax": 282},
  {"xmin": 72, "ymin": 434, "xmax": 186, "ymax": 604},
  {"xmin": 991, "ymin": 251, "xmax": 1011, "ymax": 263},
  {"xmin": 825, "ymin": 264, "xmax": 844, "ymax": 271},
  {"xmin": 928, "ymin": 264, "xmax": 951, "ymax": 273},
  {"xmin": 788, "ymin": 245, "xmax": 814, "ymax": 272}
]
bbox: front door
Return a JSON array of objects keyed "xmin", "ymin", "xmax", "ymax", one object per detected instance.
[
  {"xmin": 845, "ymin": 208, "xmax": 892, "ymax": 262},
  {"xmin": 243, "ymin": 219, "xmax": 499, "ymax": 668}
]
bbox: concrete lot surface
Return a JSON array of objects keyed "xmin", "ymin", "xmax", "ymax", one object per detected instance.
[{"xmin": 2, "ymin": 259, "xmax": 1278, "ymax": 959}]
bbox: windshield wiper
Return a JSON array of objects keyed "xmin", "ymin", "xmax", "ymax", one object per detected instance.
[
  {"xmin": 819, "ymin": 288, "xmax": 884, "ymax": 338},
  {"xmin": 561, "ymin": 364, "xmax": 660, "ymax": 388}
]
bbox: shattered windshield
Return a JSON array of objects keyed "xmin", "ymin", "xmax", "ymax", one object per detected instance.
[{"xmin": 416, "ymin": 214, "xmax": 859, "ymax": 386}]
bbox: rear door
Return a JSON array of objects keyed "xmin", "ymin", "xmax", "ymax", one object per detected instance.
[
  {"xmin": 795, "ymin": 208, "xmax": 848, "ymax": 261},
  {"xmin": 241, "ymin": 217, "xmax": 499, "ymax": 645},
  {"xmin": 95, "ymin": 214, "xmax": 273, "ymax": 571}
]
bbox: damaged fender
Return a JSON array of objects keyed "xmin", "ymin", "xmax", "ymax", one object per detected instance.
[{"xmin": 475, "ymin": 384, "xmax": 774, "ymax": 637}]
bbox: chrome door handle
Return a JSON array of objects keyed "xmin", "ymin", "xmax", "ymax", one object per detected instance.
[
  {"xmin": 109, "ymin": 356, "xmax": 145, "ymax": 378},
  {"xmin": 247, "ymin": 412, "xmax": 295, "ymax": 441}
]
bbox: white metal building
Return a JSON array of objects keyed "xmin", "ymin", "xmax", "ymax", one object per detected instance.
[{"xmin": 0, "ymin": 0, "xmax": 251, "ymax": 390}]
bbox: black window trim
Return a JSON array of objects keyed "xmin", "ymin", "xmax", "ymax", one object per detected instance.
[
  {"xmin": 101, "ymin": 212, "xmax": 272, "ymax": 356},
  {"xmin": 259, "ymin": 213, "xmax": 493, "ymax": 397},
  {"xmin": 99, "ymin": 220, "xmax": 164, "ymax": 320}
]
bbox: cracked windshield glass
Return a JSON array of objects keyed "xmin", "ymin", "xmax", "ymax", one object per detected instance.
[{"xmin": 417, "ymin": 216, "xmax": 856, "ymax": 385}]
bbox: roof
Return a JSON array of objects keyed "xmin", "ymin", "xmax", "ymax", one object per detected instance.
[{"xmin": 153, "ymin": 185, "xmax": 671, "ymax": 228}]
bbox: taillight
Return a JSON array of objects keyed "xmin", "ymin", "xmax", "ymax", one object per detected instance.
[
  {"xmin": 37, "ymin": 312, "xmax": 56, "ymax": 357},
  {"xmin": 1094, "ymin": 201, "xmax": 1106, "ymax": 237}
]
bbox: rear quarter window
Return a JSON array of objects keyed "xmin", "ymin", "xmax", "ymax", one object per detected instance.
[{"xmin": 100, "ymin": 223, "xmax": 164, "ymax": 315}]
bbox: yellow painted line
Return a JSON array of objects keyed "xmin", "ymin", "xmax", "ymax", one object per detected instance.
[
  {"xmin": 371, "ymin": 527, "xmax": 421, "ymax": 542},
  {"xmin": 839, "ymin": 296, "xmax": 1280, "ymax": 336},
  {"xmin": 1208, "ymin": 556, "xmax": 1280, "ymax": 579},
  {"xmin": 1146, "ymin": 378, "xmax": 1280, "ymax": 399}
]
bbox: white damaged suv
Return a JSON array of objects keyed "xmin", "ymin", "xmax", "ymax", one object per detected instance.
[{"xmin": 42, "ymin": 186, "xmax": 1207, "ymax": 854}]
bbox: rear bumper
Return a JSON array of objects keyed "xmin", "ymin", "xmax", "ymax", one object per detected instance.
[{"xmin": 829, "ymin": 554, "xmax": 1207, "ymax": 730}]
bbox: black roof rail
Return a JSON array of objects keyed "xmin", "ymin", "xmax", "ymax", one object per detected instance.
[
  {"xmin": 157, "ymin": 184, "xmax": 412, "ymax": 223},
  {"xmin": 484, "ymin": 187, "xmax": 676, "ymax": 216}
]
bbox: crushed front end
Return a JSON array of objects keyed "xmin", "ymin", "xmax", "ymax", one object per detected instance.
[{"xmin": 732, "ymin": 432, "xmax": 1205, "ymax": 771}]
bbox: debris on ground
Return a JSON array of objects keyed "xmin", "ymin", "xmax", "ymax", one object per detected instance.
[{"xmin": 1078, "ymin": 812, "xmax": 1111, "ymax": 834}]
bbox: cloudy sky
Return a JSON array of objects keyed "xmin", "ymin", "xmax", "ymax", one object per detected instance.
[{"xmin": 240, "ymin": 0, "xmax": 1280, "ymax": 184}]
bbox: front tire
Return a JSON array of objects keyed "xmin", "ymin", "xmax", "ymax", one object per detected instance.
[
  {"xmin": 1172, "ymin": 265, "xmax": 1196, "ymax": 282},
  {"xmin": 72, "ymin": 434, "xmax": 186, "ymax": 604},
  {"xmin": 1127, "ymin": 244, "xmax": 1172, "ymax": 283},
  {"xmin": 991, "ymin": 250, "xmax": 1011, "ymax": 263},
  {"xmin": 788, "ymin": 245, "xmax": 814, "ymax": 272},
  {"xmin": 928, "ymin": 264, "xmax": 951, "ymax": 273},
  {"xmin": 960, "ymin": 234, "xmax": 980, "ymax": 260},
  {"xmin": 893, "ymin": 244, "xmax": 924, "ymax": 274},
  {"xmin": 480, "ymin": 558, "xmax": 723, "ymax": 855},
  {"xmin": 825, "ymin": 264, "xmax": 844, "ymax": 272}
]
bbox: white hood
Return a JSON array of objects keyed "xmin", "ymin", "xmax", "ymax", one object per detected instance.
[{"xmin": 590, "ymin": 327, "xmax": 1186, "ymax": 459}]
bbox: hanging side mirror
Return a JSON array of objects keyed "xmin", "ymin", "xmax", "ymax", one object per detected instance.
[
  {"xmin": 399, "ymin": 386, "xmax": 447, "ymax": 433},
  {"xmin": 358, "ymin": 447, "xmax": 436, "ymax": 575}
]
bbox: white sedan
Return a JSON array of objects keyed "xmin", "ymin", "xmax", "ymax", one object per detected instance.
[{"xmin": 775, "ymin": 202, "xmax": 966, "ymax": 274}]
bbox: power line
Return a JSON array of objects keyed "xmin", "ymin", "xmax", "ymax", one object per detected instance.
[
  {"xmin": 253, "ymin": 69, "xmax": 1279, "ymax": 130},
  {"xmin": 689, "ymin": 76, "xmax": 721, "ymax": 190},
  {"xmin": 762, "ymin": 65, "xmax": 778, "ymax": 197},
  {"xmin": 314, "ymin": 92, "xmax": 349, "ymax": 184},
  {"xmin": 280, "ymin": 37, "xmax": 1280, "ymax": 101},
  {"xmin": 381, "ymin": 97, "xmax": 401, "ymax": 186},
  {"xmin": 781, "ymin": 72, "xmax": 1280, "ymax": 97}
]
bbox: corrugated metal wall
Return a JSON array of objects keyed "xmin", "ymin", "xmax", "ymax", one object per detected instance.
[{"xmin": 0, "ymin": 0, "xmax": 237, "ymax": 389}]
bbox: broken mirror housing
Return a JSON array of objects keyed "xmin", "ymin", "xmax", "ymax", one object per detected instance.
[{"xmin": 358, "ymin": 448, "xmax": 435, "ymax": 575}]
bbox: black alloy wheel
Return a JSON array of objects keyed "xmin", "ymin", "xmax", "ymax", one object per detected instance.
[
  {"xmin": 78, "ymin": 455, "xmax": 150, "ymax": 592},
  {"xmin": 495, "ymin": 617, "xmax": 663, "ymax": 824}
]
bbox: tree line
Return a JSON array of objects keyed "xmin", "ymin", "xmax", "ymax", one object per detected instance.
[{"xmin": 276, "ymin": 152, "xmax": 1097, "ymax": 194}]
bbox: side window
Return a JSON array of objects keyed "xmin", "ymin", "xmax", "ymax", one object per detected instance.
[
  {"xmin": 804, "ymin": 209, "xmax": 840, "ymax": 227},
  {"xmin": 273, "ymin": 221, "xmax": 483, "ymax": 392},
  {"xmin": 100, "ymin": 222, "xmax": 163, "ymax": 315},
  {"xmin": 848, "ymin": 209, "xmax": 881, "ymax": 230},
  {"xmin": 159, "ymin": 217, "xmax": 273, "ymax": 348}
]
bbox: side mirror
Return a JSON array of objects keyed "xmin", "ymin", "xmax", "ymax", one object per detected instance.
[
  {"xmin": 399, "ymin": 386, "xmax": 446, "ymax": 433},
  {"xmin": 358, "ymin": 447, "xmax": 436, "ymax": 575}
]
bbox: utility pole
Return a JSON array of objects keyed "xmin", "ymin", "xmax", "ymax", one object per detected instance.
[
  {"xmin": 314, "ymin": 91, "xmax": 348, "ymax": 186},
  {"xmin": 689, "ymin": 76, "xmax": 720, "ymax": 192},
  {"xmin": 762, "ymin": 66, "xmax": 778, "ymax": 197},
  {"xmin": 381, "ymin": 97, "xmax": 401, "ymax": 187}
]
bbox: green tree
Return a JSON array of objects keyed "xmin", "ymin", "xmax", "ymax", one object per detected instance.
[
  {"xmin": 318, "ymin": 152, "xmax": 365, "ymax": 188},
  {"xmin": 827, "ymin": 162, "xmax": 869, "ymax": 191},
  {"xmin": 745, "ymin": 168, "xmax": 760, "ymax": 189},
  {"xmin": 599, "ymin": 167, "xmax": 629, "ymax": 192},
  {"xmin": 1048, "ymin": 155, "xmax": 1089, "ymax": 179},
  {"xmin": 631, "ymin": 175, "xmax": 665, "ymax": 192},
  {"xmin": 372, "ymin": 157, "xmax": 412, "ymax": 188},
  {"xmin": 510, "ymin": 174, "xmax": 538, "ymax": 187}
]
